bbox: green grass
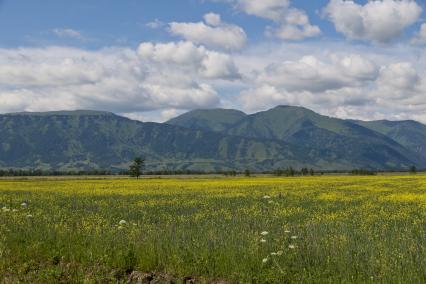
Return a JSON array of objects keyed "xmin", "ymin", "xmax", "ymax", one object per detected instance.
[{"xmin": 1, "ymin": 176, "xmax": 426, "ymax": 283}]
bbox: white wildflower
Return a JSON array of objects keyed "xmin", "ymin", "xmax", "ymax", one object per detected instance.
[
  {"xmin": 21, "ymin": 202, "xmax": 28, "ymax": 208},
  {"xmin": 276, "ymin": 250, "xmax": 283, "ymax": 256},
  {"xmin": 260, "ymin": 239, "xmax": 267, "ymax": 243},
  {"xmin": 119, "ymin": 220, "xmax": 127, "ymax": 226},
  {"xmin": 12, "ymin": 209, "xmax": 18, "ymax": 212},
  {"xmin": 26, "ymin": 214, "xmax": 33, "ymax": 219},
  {"xmin": 262, "ymin": 258, "xmax": 269, "ymax": 263},
  {"xmin": 263, "ymin": 195, "xmax": 271, "ymax": 199},
  {"xmin": 291, "ymin": 236, "xmax": 298, "ymax": 239},
  {"xmin": 284, "ymin": 230, "xmax": 291, "ymax": 234},
  {"xmin": 271, "ymin": 252, "xmax": 278, "ymax": 256},
  {"xmin": 261, "ymin": 231, "xmax": 269, "ymax": 236},
  {"xmin": 289, "ymin": 245, "xmax": 296, "ymax": 249}
]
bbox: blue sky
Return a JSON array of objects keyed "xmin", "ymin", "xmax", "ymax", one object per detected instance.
[
  {"xmin": 1, "ymin": 0, "xmax": 426, "ymax": 122},
  {"xmin": 0, "ymin": 0, "xmax": 329, "ymax": 48},
  {"xmin": 1, "ymin": 0, "xmax": 405, "ymax": 48}
]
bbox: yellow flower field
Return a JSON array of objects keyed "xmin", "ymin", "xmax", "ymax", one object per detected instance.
[{"xmin": 1, "ymin": 175, "xmax": 426, "ymax": 283}]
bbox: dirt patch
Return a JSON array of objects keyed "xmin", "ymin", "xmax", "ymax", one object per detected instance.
[{"xmin": 127, "ymin": 271, "xmax": 230, "ymax": 284}]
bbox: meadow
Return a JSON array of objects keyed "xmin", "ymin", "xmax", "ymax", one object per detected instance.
[{"xmin": 0, "ymin": 175, "xmax": 426, "ymax": 283}]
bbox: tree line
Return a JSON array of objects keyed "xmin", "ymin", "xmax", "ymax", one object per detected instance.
[
  {"xmin": 0, "ymin": 169, "xmax": 119, "ymax": 177},
  {"xmin": 0, "ymin": 158, "xmax": 420, "ymax": 177}
]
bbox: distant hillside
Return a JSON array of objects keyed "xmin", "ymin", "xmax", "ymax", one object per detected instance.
[
  {"xmin": 0, "ymin": 111, "xmax": 310, "ymax": 172},
  {"xmin": 0, "ymin": 107, "xmax": 424, "ymax": 172},
  {"xmin": 353, "ymin": 120, "xmax": 426, "ymax": 159},
  {"xmin": 168, "ymin": 106, "xmax": 426, "ymax": 170}
]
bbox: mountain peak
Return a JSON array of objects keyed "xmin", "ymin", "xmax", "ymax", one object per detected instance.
[
  {"xmin": 167, "ymin": 108, "xmax": 246, "ymax": 132},
  {"xmin": 184, "ymin": 108, "xmax": 246, "ymax": 116},
  {"xmin": 270, "ymin": 105, "xmax": 316, "ymax": 114}
]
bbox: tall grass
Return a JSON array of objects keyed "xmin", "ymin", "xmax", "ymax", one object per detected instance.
[{"xmin": 0, "ymin": 176, "xmax": 426, "ymax": 283}]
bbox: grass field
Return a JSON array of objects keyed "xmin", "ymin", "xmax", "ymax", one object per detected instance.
[{"xmin": 1, "ymin": 176, "xmax": 426, "ymax": 283}]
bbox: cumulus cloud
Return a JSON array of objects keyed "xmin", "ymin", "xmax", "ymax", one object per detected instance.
[
  {"xmin": 0, "ymin": 45, "xmax": 224, "ymax": 116},
  {"xmin": 257, "ymin": 54, "xmax": 378, "ymax": 93},
  {"xmin": 374, "ymin": 62, "xmax": 422, "ymax": 99},
  {"xmin": 223, "ymin": 0, "xmax": 320, "ymax": 40},
  {"xmin": 169, "ymin": 13, "xmax": 247, "ymax": 50},
  {"xmin": 3, "ymin": 35, "xmax": 426, "ymax": 124},
  {"xmin": 238, "ymin": 53, "xmax": 380, "ymax": 112},
  {"xmin": 137, "ymin": 41, "xmax": 240, "ymax": 80},
  {"xmin": 234, "ymin": 43, "xmax": 426, "ymax": 122},
  {"xmin": 324, "ymin": 0, "xmax": 422, "ymax": 44}
]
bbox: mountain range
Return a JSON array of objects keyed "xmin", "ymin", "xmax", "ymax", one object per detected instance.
[{"xmin": 1, "ymin": 106, "xmax": 425, "ymax": 172}]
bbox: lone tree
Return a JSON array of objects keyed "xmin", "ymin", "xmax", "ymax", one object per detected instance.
[
  {"xmin": 301, "ymin": 168, "xmax": 309, "ymax": 176},
  {"xmin": 409, "ymin": 165, "xmax": 417, "ymax": 175},
  {"xmin": 130, "ymin": 157, "xmax": 144, "ymax": 178},
  {"xmin": 286, "ymin": 167, "xmax": 295, "ymax": 177}
]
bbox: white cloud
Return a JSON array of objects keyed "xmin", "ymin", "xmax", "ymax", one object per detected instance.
[
  {"xmin": 169, "ymin": 13, "xmax": 247, "ymax": 50},
  {"xmin": 124, "ymin": 108, "xmax": 186, "ymax": 123},
  {"xmin": 138, "ymin": 41, "xmax": 204, "ymax": 65},
  {"xmin": 137, "ymin": 41, "xmax": 240, "ymax": 80},
  {"xmin": 232, "ymin": 42, "xmax": 426, "ymax": 122},
  {"xmin": 0, "ymin": 46, "xmax": 223, "ymax": 117},
  {"xmin": 324, "ymin": 0, "xmax": 422, "ymax": 44},
  {"xmin": 52, "ymin": 28, "xmax": 83, "ymax": 40},
  {"xmin": 411, "ymin": 23, "xmax": 426, "ymax": 45},
  {"xmin": 224, "ymin": 0, "xmax": 320, "ymax": 40},
  {"xmin": 257, "ymin": 54, "xmax": 378, "ymax": 93},
  {"xmin": 3, "ymin": 35, "xmax": 426, "ymax": 124},
  {"xmin": 236, "ymin": 0, "xmax": 290, "ymax": 21},
  {"xmin": 204, "ymin": 13, "xmax": 222, "ymax": 26},
  {"xmin": 374, "ymin": 62, "xmax": 422, "ymax": 100},
  {"xmin": 266, "ymin": 7, "xmax": 321, "ymax": 40}
]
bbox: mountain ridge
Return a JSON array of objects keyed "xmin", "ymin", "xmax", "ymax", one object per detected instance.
[{"xmin": 1, "ymin": 106, "xmax": 425, "ymax": 171}]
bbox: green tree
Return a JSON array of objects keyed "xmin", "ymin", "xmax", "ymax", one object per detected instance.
[
  {"xmin": 244, "ymin": 169, "xmax": 251, "ymax": 177},
  {"xmin": 286, "ymin": 167, "xmax": 295, "ymax": 177},
  {"xmin": 409, "ymin": 165, "xmax": 417, "ymax": 175},
  {"xmin": 129, "ymin": 157, "xmax": 144, "ymax": 178}
]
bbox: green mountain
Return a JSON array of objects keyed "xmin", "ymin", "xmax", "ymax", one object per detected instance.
[
  {"xmin": 166, "ymin": 109, "xmax": 246, "ymax": 132},
  {"xmin": 0, "ymin": 107, "xmax": 424, "ymax": 172},
  {"xmin": 168, "ymin": 106, "xmax": 425, "ymax": 170},
  {"xmin": 353, "ymin": 120, "xmax": 426, "ymax": 159},
  {"xmin": 0, "ymin": 110, "xmax": 315, "ymax": 172}
]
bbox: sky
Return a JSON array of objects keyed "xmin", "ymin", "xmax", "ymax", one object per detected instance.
[{"xmin": 1, "ymin": 0, "xmax": 426, "ymax": 123}]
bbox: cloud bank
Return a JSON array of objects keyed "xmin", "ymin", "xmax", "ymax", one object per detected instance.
[
  {"xmin": 2, "ymin": 0, "xmax": 426, "ymax": 123},
  {"xmin": 0, "ymin": 45, "xmax": 228, "ymax": 117},
  {"xmin": 324, "ymin": 0, "xmax": 422, "ymax": 43}
]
